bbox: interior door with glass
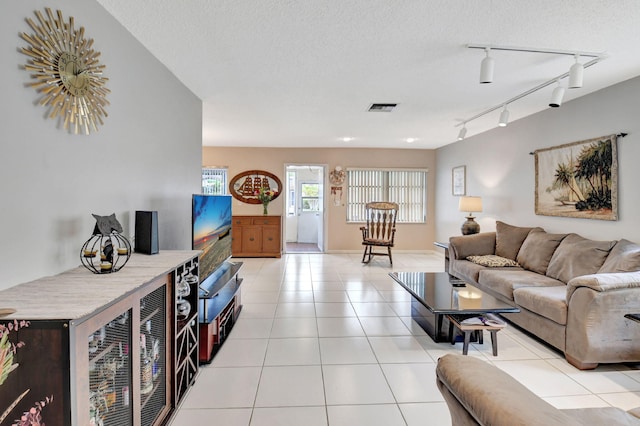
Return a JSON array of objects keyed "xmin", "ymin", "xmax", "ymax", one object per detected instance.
[{"xmin": 297, "ymin": 181, "xmax": 320, "ymax": 244}]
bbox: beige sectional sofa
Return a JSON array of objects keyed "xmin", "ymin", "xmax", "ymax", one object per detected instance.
[{"xmin": 448, "ymin": 221, "xmax": 640, "ymax": 370}]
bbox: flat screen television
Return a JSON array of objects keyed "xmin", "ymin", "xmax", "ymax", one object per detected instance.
[{"xmin": 192, "ymin": 194, "xmax": 233, "ymax": 286}]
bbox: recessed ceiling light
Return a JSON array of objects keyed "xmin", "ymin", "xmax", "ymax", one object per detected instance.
[
  {"xmin": 405, "ymin": 138, "xmax": 417, "ymax": 143},
  {"xmin": 340, "ymin": 137, "xmax": 354, "ymax": 142}
]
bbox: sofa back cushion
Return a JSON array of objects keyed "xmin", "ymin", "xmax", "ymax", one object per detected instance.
[
  {"xmin": 516, "ymin": 229, "xmax": 567, "ymax": 275},
  {"xmin": 546, "ymin": 234, "xmax": 616, "ymax": 283},
  {"xmin": 599, "ymin": 239, "xmax": 640, "ymax": 273},
  {"xmin": 495, "ymin": 221, "xmax": 540, "ymax": 261}
]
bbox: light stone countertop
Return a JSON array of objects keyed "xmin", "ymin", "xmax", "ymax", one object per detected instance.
[{"xmin": 0, "ymin": 250, "xmax": 200, "ymax": 321}]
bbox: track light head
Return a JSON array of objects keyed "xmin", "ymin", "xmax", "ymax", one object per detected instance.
[
  {"xmin": 568, "ymin": 55, "xmax": 584, "ymax": 88},
  {"xmin": 549, "ymin": 80, "xmax": 565, "ymax": 107},
  {"xmin": 480, "ymin": 48, "xmax": 494, "ymax": 84},
  {"xmin": 498, "ymin": 106, "xmax": 509, "ymax": 127},
  {"xmin": 457, "ymin": 126, "xmax": 467, "ymax": 141}
]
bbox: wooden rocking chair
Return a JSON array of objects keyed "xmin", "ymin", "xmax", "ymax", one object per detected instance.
[{"xmin": 360, "ymin": 202, "xmax": 399, "ymax": 265}]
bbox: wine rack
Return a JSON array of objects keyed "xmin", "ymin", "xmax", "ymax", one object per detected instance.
[{"xmin": 173, "ymin": 257, "xmax": 199, "ymax": 405}]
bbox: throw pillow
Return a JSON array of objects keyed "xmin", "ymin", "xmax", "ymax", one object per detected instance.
[
  {"xmin": 516, "ymin": 229, "xmax": 567, "ymax": 275},
  {"xmin": 467, "ymin": 255, "xmax": 520, "ymax": 267},
  {"xmin": 546, "ymin": 233, "xmax": 616, "ymax": 283},
  {"xmin": 599, "ymin": 239, "xmax": 640, "ymax": 273},
  {"xmin": 495, "ymin": 221, "xmax": 540, "ymax": 261}
]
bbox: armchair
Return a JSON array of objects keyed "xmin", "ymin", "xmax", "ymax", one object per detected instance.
[{"xmin": 436, "ymin": 354, "xmax": 640, "ymax": 425}]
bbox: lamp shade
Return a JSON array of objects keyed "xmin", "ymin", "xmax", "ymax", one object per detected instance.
[{"xmin": 459, "ymin": 196, "xmax": 483, "ymax": 213}]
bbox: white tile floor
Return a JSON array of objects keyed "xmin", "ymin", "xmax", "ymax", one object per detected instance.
[{"xmin": 170, "ymin": 252, "xmax": 640, "ymax": 425}]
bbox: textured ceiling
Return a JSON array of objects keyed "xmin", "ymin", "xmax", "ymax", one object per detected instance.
[{"xmin": 96, "ymin": 0, "xmax": 640, "ymax": 149}]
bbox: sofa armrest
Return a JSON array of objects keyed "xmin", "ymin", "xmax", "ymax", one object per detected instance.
[
  {"xmin": 564, "ymin": 271, "xmax": 640, "ymax": 368},
  {"xmin": 436, "ymin": 354, "xmax": 580, "ymax": 425},
  {"xmin": 449, "ymin": 232, "xmax": 496, "ymax": 260},
  {"xmin": 566, "ymin": 271, "xmax": 640, "ymax": 301}
]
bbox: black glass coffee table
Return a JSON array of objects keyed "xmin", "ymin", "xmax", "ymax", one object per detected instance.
[{"xmin": 389, "ymin": 271, "xmax": 519, "ymax": 342}]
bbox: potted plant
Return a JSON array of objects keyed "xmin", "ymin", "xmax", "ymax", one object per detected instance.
[{"xmin": 256, "ymin": 188, "xmax": 278, "ymax": 215}]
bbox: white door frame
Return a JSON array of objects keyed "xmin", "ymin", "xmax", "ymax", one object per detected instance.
[{"xmin": 284, "ymin": 164, "xmax": 327, "ymax": 252}]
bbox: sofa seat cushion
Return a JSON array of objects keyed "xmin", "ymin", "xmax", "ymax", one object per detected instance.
[
  {"xmin": 599, "ymin": 239, "xmax": 640, "ymax": 273},
  {"xmin": 478, "ymin": 269, "xmax": 564, "ymax": 301},
  {"xmin": 546, "ymin": 233, "xmax": 616, "ymax": 283},
  {"xmin": 513, "ymin": 285, "xmax": 568, "ymax": 325},
  {"xmin": 450, "ymin": 259, "xmax": 489, "ymax": 283},
  {"xmin": 495, "ymin": 221, "xmax": 540, "ymax": 261},
  {"xmin": 516, "ymin": 229, "xmax": 568, "ymax": 274}
]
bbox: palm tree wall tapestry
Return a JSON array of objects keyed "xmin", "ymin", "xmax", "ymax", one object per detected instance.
[{"xmin": 534, "ymin": 134, "xmax": 618, "ymax": 221}]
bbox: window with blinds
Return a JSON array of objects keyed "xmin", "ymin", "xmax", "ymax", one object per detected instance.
[
  {"xmin": 347, "ymin": 168, "xmax": 427, "ymax": 223},
  {"xmin": 202, "ymin": 168, "xmax": 228, "ymax": 195}
]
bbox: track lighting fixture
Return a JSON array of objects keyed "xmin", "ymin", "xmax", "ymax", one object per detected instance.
[
  {"xmin": 455, "ymin": 45, "xmax": 605, "ymax": 142},
  {"xmin": 549, "ymin": 80, "xmax": 565, "ymax": 107},
  {"xmin": 498, "ymin": 106, "xmax": 509, "ymax": 127},
  {"xmin": 457, "ymin": 125, "xmax": 467, "ymax": 141},
  {"xmin": 479, "ymin": 48, "xmax": 494, "ymax": 84},
  {"xmin": 568, "ymin": 55, "xmax": 584, "ymax": 88}
]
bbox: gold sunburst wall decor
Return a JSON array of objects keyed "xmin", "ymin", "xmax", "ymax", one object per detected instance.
[{"xmin": 20, "ymin": 8, "xmax": 110, "ymax": 135}]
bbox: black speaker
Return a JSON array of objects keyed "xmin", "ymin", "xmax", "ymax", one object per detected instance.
[{"xmin": 135, "ymin": 211, "xmax": 159, "ymax": 254}]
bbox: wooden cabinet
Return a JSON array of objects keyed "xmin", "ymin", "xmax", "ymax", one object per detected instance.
[
  {"xmin": 232, "ymin": 215, "xmax": 282, "ymax": 257},
  {"xmin": 0, "ymin": 251, "xmax": 199, "ymax": 426}
]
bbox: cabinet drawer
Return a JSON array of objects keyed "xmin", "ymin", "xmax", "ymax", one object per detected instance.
[
  {"xmin": 251, "ymin": 217, "xmax": 280, "ymax": 226},
  {"xmin": 233, "ymin": 217, "xmax": 253, "ymax": 226}
]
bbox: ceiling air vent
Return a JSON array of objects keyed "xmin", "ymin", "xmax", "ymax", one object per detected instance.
[{"xmin": 368, "ymin": 103, "xmax": 397, "ymax": 112}]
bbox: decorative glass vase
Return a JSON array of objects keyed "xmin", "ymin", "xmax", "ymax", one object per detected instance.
[{"xmin": 263, "ymin": 202, "xmax": 269, "ymax": 215}]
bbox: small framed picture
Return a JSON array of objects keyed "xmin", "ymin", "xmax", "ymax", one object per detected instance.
[{"xmin": 452, "ymin": 165, "xmax": 466, "ymax": 196}]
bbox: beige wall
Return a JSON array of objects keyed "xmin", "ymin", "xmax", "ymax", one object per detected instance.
[{"xmin": 203, "ymin": 147, "xmax": 436, "ymax": 252}]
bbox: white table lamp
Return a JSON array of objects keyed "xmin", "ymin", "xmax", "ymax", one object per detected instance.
[{"xmin": 459, "ymin": 196, "xmax": 483, "ymax": 235}]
